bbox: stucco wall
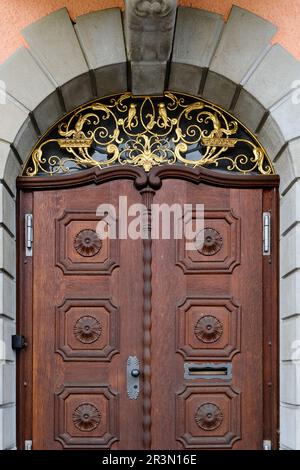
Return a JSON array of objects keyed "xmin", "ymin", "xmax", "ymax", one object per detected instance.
[{"xmin": 0, "ymin": 0, "xmax": 300, "ymax": 64}]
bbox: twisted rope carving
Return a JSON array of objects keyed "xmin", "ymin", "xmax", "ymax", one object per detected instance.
[{"xmin": 141, "ymin": 187, "xmax": 155, "ymax": 449}]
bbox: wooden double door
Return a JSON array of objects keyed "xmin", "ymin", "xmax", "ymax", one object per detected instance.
[{"xmin": 17, "ymin": 167, "xmax": 279, "ymax": 450}]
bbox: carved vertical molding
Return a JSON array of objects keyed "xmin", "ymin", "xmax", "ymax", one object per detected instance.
[{"xmin": 140, "ymin": 187, "xmax": 155, "ymax": 449}]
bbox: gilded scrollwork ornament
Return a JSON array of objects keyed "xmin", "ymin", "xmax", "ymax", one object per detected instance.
[{"xmin": 23, "ymin": 92, "xmax": 274, "ymax": 177}]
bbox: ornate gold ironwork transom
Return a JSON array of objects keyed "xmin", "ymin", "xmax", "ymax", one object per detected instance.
[{"xmin": 23, "ymin": 92, "xmax": 275, "ymax": 176}]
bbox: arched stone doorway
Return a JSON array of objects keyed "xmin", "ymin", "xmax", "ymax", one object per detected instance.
[{"xmin": 0, "ymin": 3, "xmax": 299, "ymax": 449}]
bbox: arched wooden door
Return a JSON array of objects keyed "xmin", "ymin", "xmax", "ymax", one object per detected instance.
[
  {"xmin": 16, "ymin": 165, "xmax": 279, "ymax": 450},
  {"xmin": 16, "ymin": 92, "xmax": 279, "ymax": 450}
]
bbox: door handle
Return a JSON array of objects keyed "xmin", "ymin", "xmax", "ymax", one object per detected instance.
[
  {"xmin": 131, "ymin": 368, "xmax": 140, "ymax": 378},
  {"xmin": 127, "ymin": 356, "xmax": 140, "ymax": 399}
]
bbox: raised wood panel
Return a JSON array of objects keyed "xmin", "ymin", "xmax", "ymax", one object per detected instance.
[
  {"xmin": 56, "ymin": 210, "xmax": 119, "ymax": 275},
  {"xmin": 176, "ymin": 385, "xmax": 241, "ymax": 448},
  {"xmin": 55, "ymin": 385, "xmax": 119, "ymax": 449},
  {"xmin": 176, "ymin": 209, "xmax": 241, "ymax": 273},
  {"xmin": 55, "ymin": 298, "xmax": 119, "ymax": 361},
  {"xmin": 176, "ymin": 296, "xmax": 241, "ymax": 361}
]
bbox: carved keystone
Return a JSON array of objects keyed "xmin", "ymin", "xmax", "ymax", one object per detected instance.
[{"xmin": 124, "ymin": 0, "xmax": 177, "ymax": 95}]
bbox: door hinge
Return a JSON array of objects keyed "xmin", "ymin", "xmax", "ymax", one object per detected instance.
[
  {"xmin": 24, "ymin": 440, "xmax": 32, "ymax": 450},
  {"xmin": 263, "ymin": 212, "xmax": 271, "ymax": 255},
  {"xmin": 25, "ymin": 214, "xmax": 33, "ymax": 257},
  {"xmin": 11, "ymin": 335, "xmax": 27, "ymax": 350},
  {"xmin": 263, "ymin": 439, "xmax": 272, "ymax": 450}
]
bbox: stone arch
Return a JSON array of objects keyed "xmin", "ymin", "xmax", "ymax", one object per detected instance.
[{"xmin": 0, "ymin": 4, "xmax": 299, "ymax": 449}]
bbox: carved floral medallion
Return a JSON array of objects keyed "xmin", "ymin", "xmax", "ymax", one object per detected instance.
[
  {"xmin": 194, "ymin": 315, "xmax": 223, "ymax": 343},
  {"xmin": 197, "ymin": 228, "xmax": 223, "ymax": 256},
  {"xmin": 72, "ymin": 403, "xmax": 101, "ymax": 432},
  {"xmin": 194, "ymin": 403, "xmax": 224, "ymax": 431},
  {"xmin": 73, "ymin": 315, "xmax": 102, "ymax": 344},
  {"xmin": 74, "ymin": 229, "xmax": 102, "ymax": 257}
]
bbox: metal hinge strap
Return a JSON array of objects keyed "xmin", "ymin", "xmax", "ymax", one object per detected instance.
[
  {"xmin": 25, "ymin": 214, "xmax": 33, "ymax": 257},
  {"xmin": 24, "ymin": 440, "xmax": 32, "ymax": 450},
  {"xmin": 263, "ymin": 212, "xmax": 271, "ymax": 255}
]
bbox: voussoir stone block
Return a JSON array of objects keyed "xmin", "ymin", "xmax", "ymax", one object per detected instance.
[
  {"xmin": 168, "ymin": 63, "xmax": 203, "ymax": 95},
  {"xmin": 269, "ymin": 96, "xmax": 300, "ymax": 144},
  {"xmin": 233, "ymin": 88, "xmax": 265, "ymax": 132},
  {"xmin": 0, "ymin": 229, "xmax": 16, "ymax": 278},
  {"xmin": 131, "ymin": 61, "xmax": 167, "ymax": 96},
  {"xmin": 257, "ymin": 115, "xmax": 286, "ymax": 161},
  {"xmin": 274, "ymin": 147, "xmax": 296, "ymax": 195},
  {"xmin": 210, "ymin": 6, "xmax": 276, "ymax": 83},
  {"xmin": 169, "ymin": 8, "xmax": 223, "ymax": 95},
  {"xmin": 285, "ymin": 139, "xmax": 300, "ymax": 177},
  {"xmin": 0, "ymin": 97, "xmax": 28, "ymax": 144},
  {"xmin": 171, "ymin": 8, "xmax": 223, "ymax": 68},
  {"xmin": 0, "ymin": 142, "xmax": 20, "ymax": 196},
  {"xmin": 75, "ymin": 9, "xmax": 127, "ymax": 70},
  {"xmin": 75, "ymin": 9, "xmax": 127, "ymax": 97},
  {"xmin": 0, "ymin": 47, "xmax": 63, "ymax": 132},
  {"xmin": 275, "ymin": 139, "xmax": 300, "ymax": 195},
  {"xmin": 209, "ymin": 6, "xmax": 276, "ymax": 84},
  {"xmin": 33, "ymin": 90, "xmax": 63, "ymax": 134},
  {"xmin": 60, "ymin": 73, "xmax": 92, "ymax": 111},
  {"xmin": 22, "ymin": 8, "xmax": 88, "ymax": 86},
  {"xmin": 0, "ymin": 184, "xmax": 15, "ymax": 236},
  {"xmin": 280, "ymin": 225, "xmax": 300, "ymax": 278},
  {"xmin": 0, "ymin": 47, "xmax": 55, "ymax": 111},
  {"xmin": 95, "ymin": 63, "xmax": 128, "ymax": 98},
  {"xmin": 22, "ymin": 8, "xmax": 92, "ymax": 108},
  {"xmin": 13, "ymin": 117, "xmax": 39, "ymax": 163},
  {"xmin": 202, "ymin": 71, "xmax": 236, "ymax": 109},
  {"xmin": 243, "ymin": 45, "xmax": 300, "ymax": 110},
  {"xmin": 280, "ymin": 181, "xmax": 300, "ymax": 235}
]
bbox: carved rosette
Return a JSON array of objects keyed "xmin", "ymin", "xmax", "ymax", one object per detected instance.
[
  {"xmin": 74, "ymin": 229, "xmax": 102, "ymax": 257},
  {"xmin": 194, "ymin": 315, "xmax": 223, "ymax": 343},
  {"xmin": 198, "ymin": 228, "xmax": 223, "ymax": 256},
  {"xmin": 72, "ymin": 403, "xmax": 101, "ymax": 432},
  {"xmin": 195, "ymin": 403, "xmax": 223, "ymax": 431},
  {"xmin": 73, "ymin": 316, "xmax": 102, "ymax": 344}
]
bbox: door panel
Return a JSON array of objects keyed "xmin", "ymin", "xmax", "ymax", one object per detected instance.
[
  {"xmin": 152, "ymin": 180, "xmax": 263, "ymax": 449},
  {"xmin": 31, "ymin": 181, "xmax": 144, "ymax": 449},
  {"xmin": 18, "ymin": 172, "xmax": 278, "ymax": 450}
]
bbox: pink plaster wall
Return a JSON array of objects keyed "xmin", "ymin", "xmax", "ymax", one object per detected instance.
[{"xmin": 0, "ymin": 0, "xmax": 299, "ymax": 64}]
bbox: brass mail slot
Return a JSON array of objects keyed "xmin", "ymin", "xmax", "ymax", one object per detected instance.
[{"xmin": 184, "ymin": 363, "xmax": 232, "ymax": 380}]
